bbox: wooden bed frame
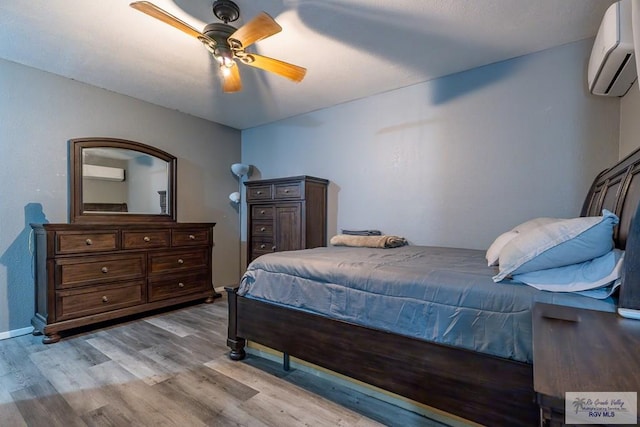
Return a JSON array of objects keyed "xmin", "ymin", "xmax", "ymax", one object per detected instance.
[
  {"xmin": 83, "ymin": 202, "xmax": 129, "ymax": 212},
  {"xmin": 226, "ymin": 147, "xmax": 640, "ymax": 426}
]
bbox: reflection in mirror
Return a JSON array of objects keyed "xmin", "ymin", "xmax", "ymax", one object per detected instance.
[
  {"xmin": 69, "ymin": 138, "xmax": 177, "ymax": 223},
  {"xmin": 82, "ymin": 148, "xmax": 170, "ymax": 215}
]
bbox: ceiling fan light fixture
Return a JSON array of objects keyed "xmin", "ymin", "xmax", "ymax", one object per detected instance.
[
  {"xmin": 217, "ymin": 55, "xmax": 235, "ymax": 66},
  {"xmin": 219, "ymin": 60, "xmax": 236, "ymax": 76},
  {"xmin": 203, "ymin": 22, "xmax": 236, "ymax": 65},
  {"xmin": 130, "ymin": 1, "xmax": 306, "ymax": 93},
  {"xmin": 211, "ymin": 45, "xmax": 232, "ymax": 60}
]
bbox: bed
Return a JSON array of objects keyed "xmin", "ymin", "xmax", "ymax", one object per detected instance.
[
  {"xmin": 83, "ymin": 202, "xmax": 129, "ymax": 212},
  {"xmin": 226, "ymin": 146, "xmax": 640, "ymax": 426}
]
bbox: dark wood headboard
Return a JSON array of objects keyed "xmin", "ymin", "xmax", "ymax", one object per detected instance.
[
  {"xmin": 83, "ymin": 202, "xmax": 128, "ymax": 212},
  {"xmin": 581, "ymin": 146, "xmax": 640, "ymax": 316}
]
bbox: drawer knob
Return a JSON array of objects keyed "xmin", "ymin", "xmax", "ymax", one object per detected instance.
[
  {"xmin": 256, "ymin": 190, "xmax": 262, "ymax": 195},
  {"xmin": 143, "ymin": 236, "xmax": 151, "ymax": 242},
  {"xmin": 260, "ymin": 244, "xmax": 266, "ymax": 249},
  {"xmin": 177, "ymin": 258, "xmax": 184, "ymax": 264},
  {"xmin": 189, "ymin": 234, "xmax": 195, "ymax": 240},
  {"xmin": 101, "ymin": 266, "xmax": 109, "ymax": 273},
  {"xmin": 260, "ymin": 227, "xmax": 266, "ymax": 232},
  {"xmin": 284, "ymin": 189, "xmax": 290, "ymax": 193},
  {"xmin": 102, "ymin": 296, "xmax": 109, "ymax": 303},
  {"xmin": 85, "ymin": 238, "xmax": 93, "ymax": 245},
  {"xmin": 178, "ymin": 282, "xmax": 185, "ymax": 288},
  {"xmin": 260, "ymin": 210, "xmax": 265, "ymax": 214}
]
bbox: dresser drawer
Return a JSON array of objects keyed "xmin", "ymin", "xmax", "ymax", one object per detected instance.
[
  {"xmin": 172, "ymin": 229, "xmax": 210, "ymax": 247},
  {"xmin": 148, "ymin": 273, "xmax": 209, "ymax": 302},
  {"xmin": 148, "ymin": 249, "xmax": 209, "ymax": 274},
  {"xmin": 247, "ymin": 185, "xmax": 272, "ymax": 201},
  {"xmin": 56, "ymin": 254, "xmax": 146, "ymax": 289},
  {"xmin": 274, "ymin": 182, "xmax": 302, "ymax": 199},
  {"xmin": 123, "ymin": 230, "xmax": 170, "ymax": 249},
  {"xmin": 251, "ymin": 222, "xmax": 273, "ymax": 237},
  {"xmin": 55, "ymin": 231, "xmax": 118, "ymax": 255},
  {"xmin": 55, "ymin": 281, "xmax": 145, "ymax": 321},
  {"xmin": 251, "ymin": 205, "xmax": 274, "ymax": 220}
]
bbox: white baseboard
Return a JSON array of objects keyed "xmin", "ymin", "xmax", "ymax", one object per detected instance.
[{"xmin": 0, "ymin": 326, "xmax": 33, "ymax": 341}]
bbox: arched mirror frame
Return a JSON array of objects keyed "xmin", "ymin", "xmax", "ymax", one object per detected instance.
[{"xmin": 69, "ymin": 137, "xmax": 177, "ymax": 223}]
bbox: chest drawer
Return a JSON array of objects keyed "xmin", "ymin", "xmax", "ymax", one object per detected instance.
[
  {"xmin": 274, "ymin": 182, "xmax": 302, "ymax": 199},
  {"xmin": 251, "ymin": 222, "xmax": 273, "ymax": 237},
  {"xmin": 55, "ymin": 281, "xmax": 145, "ymax": 321},
  {"xmin": 172, "ymin": 229, "xmax": 210, "ymax": 247},
  {"xmin": 148, "ymin": 272, "xmax": 209, "ymax": 302},
  {"xmin": 56, "ymin": 254, "xmax": 146, "ymax": 289},
  {"xmin": 247, "ymin": 185, "xmax": 272, "ymax": 201},
  {"xmin": 251, "ymin": 239, "xmax": 275, "ymax": 252},
  {"xmin": 250, "ymin": 239, "xmax": 275, "ymax": 262},
  {"xmin": 56, "ymin": 231, "xmax": 118, "ymax": 255},
  {"xmin": 251, "ymin": 205, "xmax": 274, "ymax": 220},
  {"xmin": 123, "ymin": 230, "xmax": 171, "ymax": 250},
  {"xmin": 148, "ymin": 249, "xmax": 209, "ymax": 274}
]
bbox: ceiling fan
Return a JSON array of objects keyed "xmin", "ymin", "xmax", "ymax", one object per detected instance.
[{"xmin": 130, "ymin": 0, "xmax": 306, "ymax": 93}]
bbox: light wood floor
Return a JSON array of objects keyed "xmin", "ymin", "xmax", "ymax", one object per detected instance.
[{"xmin": 0, "ymin": 295, "xmax": 450, "ymax": 427}]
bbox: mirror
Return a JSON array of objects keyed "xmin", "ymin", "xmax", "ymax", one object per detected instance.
[{"xmin": 69, "ymin": 138, "xmax": 177, "ymax": 223}]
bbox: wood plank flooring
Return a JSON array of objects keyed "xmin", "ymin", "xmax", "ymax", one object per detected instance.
[{"xmin": 0, "ymin": 296, "xmax": 452, "ymax": 427}]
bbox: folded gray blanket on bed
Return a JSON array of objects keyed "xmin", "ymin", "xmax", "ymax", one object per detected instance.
[
  {"xmin": 329, "ymin": 234, "xmax": 407, "ymax": 248},
  {"xmin": 341, "ymin": 229, "xmax": 382, "ymax": 236}
]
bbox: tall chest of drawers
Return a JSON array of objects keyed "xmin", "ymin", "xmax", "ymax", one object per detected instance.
[
  {"xmin": 31, "ymin": 222, "xmax": 216, "ymax": 343},
  {"xmin": 245, "ymin": 176, "xmax": 328, "ymax": 264}
]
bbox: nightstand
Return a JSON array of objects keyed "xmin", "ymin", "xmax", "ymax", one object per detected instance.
[{"xmin": 532, "ymin": 303, "xmax": 640, "ymax": 427}]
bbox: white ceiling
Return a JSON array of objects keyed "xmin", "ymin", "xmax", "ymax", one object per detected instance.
[{"xmin": 0, "ymin": 0, "xmax": 615, "ymax": 130}]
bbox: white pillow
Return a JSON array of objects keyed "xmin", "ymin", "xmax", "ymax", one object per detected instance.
[
  {"xmin": 486, "ymin": 231, "xmax": 518, "ymax": 266},
  {"xmin": 486, "ymin": 217, "xmax": 559, "ymax": 267},
  {"xmin": 512, "ymin": 217, "xmax": 559, "ymax": 233},
  {"xmin": 493, "ymin": 210, "xmax": 619, "ymax": 282}
]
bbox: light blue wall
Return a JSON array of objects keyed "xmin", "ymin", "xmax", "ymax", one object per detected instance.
[
  {"xmin": 0, "ymin": 58, "xmax": 242, "ymax": 337},
  {"xmin": 241, "ymin": 39, "xmax": 620, "ymax": 252},
  {"xmin": 620, "ymin": 80, "xmax": 640, "ymax": 158}
]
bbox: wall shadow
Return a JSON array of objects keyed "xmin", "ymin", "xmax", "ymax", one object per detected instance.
[{"xmin": 0, "ymin": 203, "xmax": 48, "ymax": 331}]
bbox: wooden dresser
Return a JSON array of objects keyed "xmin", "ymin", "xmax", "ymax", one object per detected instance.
[
  {"xmin": 245, "ymin": 175, "xmax": 328, "ymax": 264},
  {"xmin": 31, "ymin": 222, "xmax": 216, "ymax": 343}
]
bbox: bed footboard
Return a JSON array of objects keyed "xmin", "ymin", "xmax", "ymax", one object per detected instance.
[{"xmin": 226, "ymin": 286, "xmax": 538, "ymax": 426}]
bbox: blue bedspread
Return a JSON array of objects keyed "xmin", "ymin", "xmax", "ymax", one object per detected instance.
[{"xmin": 238, "ymin": 246, "xmax": 617, "ymax": 363}]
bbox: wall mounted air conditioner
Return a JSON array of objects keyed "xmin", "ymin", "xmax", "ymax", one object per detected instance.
[
  {"xmin": 83, "ymin": 164, "xmax": 126, "ymax": 181},
  {"xmin": 588, "ymin": 0, "xmax": 637, "ymax": 97}
]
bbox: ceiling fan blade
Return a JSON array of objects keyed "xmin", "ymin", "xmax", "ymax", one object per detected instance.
[
  {"xmin": 222, "ymin": 65, "xmax": 242, "ymax": 93},
  {"xmin": 130, "ymin": 1, "xmax": 212, "ymax": 43},
  {"xmin": 241, "ymin": 54, "xmax": 306, "ymax": 82},
  {"xmin": 229, "ymin": 12, "xmax": 282, "ymax": 48}
]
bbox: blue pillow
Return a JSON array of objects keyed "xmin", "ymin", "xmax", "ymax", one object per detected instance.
[
  {"xmin": 493, "ymin": 210, "xmax": 618, "ymax": 282},
  {"xmin": 512, "ymin": 249, "xmax": 624, "ymax": 293}
]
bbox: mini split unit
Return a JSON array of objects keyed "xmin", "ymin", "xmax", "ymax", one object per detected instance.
[
  {"xmin": 588, "ymin": 0, "xmax": 638, "ymax": 97},
  {"xmin": 83, "ymin": 164, "xmax": 126, "ymax": 181}
]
